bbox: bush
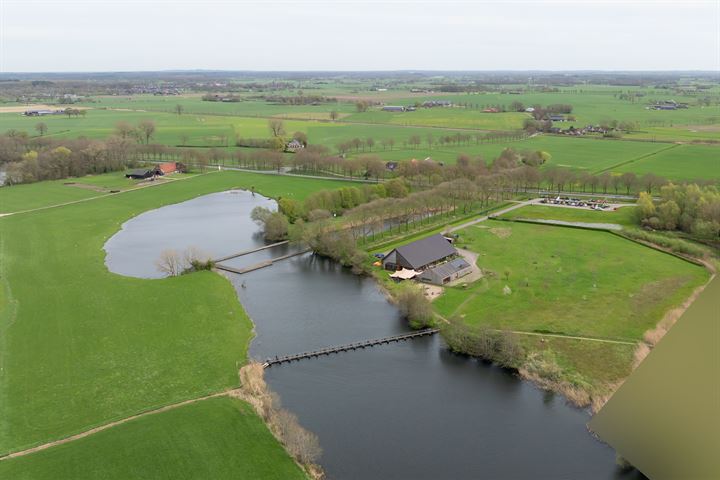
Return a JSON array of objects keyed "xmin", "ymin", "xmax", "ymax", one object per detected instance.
[
  {"xmin": 394, "ymin": 284, "xmax": 434, "ymax": 328},
  {"xmin": 443, "ymin": 321, "xmax": 524, "ymax": 368}
]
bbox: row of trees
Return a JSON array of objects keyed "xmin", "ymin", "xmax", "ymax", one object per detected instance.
[
  {"xmin": 637, "ymin": 184, "xmax": 720, "ymax": 239},
  {"xmin": 2, "ymin": 136, "xmax": 138, "ymax": 184}
]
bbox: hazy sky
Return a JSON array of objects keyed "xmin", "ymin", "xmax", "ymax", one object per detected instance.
[{"xmin": 1, "ymin": 0, "xmax": 718, "ymax": 72}]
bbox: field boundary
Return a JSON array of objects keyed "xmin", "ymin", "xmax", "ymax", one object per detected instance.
[
  {"xmin": 0, "ymin": 389, "xmax": 238, "ymax": 462},
  {"xmin": 593, "ymin": 143, "xmax": 679, "ymax": 175}
]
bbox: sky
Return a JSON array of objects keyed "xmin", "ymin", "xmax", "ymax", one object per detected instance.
[{"xmin": 1, "ymin": 0, "xmax": 718, "ymax": 72}]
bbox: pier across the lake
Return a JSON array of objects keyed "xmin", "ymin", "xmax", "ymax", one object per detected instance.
[
  {"xmin": 213, "ymin": 240, "xmax": 289, "ymax": 263},
  {"xmin": 262, "ymin": 328, "xmax": 440, "ymax": 368},
  {"xmin": 215, "ymin": 247, "xmax": 312, "ymax": 275}
]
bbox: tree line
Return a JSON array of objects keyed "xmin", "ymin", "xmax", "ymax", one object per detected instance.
[
  {"xmin": 1, "ymin": 135, "xmax": 139, "ymax": 185},
  {"xmin": 637, "ymin": 184, "xmax": 720, "ymax": 240}
]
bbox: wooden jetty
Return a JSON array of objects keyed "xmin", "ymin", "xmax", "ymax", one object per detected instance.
[
  {"xmin": 215, "ymin": 248, "xmax": 312, "ymax": 275},
  {"xmin": 213, "ymin": 240, "xmax": 289, "ymax": 263},
  {"xmin": 262, "ymin": 328, "xmax": 440, "ymax": 368},
  {"xmin": 215, "ymin": 260, "xmax": 273, "ymax": 275}
]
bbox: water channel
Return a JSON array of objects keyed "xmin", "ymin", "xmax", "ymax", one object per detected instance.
[{"xmin": 105, "ymin": 190, "xmax": 645, "ymax": 480}]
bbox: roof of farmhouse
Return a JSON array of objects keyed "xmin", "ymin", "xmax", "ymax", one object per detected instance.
[
  {"xmin": 423, "ymin": 257, "xmax": 470, "ymax": 279},
  {"xmin": 388, "ymin": 234, "xmax": 457, "ymax": 269}
]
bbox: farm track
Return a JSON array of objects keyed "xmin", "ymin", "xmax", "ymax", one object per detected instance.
[{"xmin": 0, "ymin": 389, "xmax": 239, "ymax": 461}]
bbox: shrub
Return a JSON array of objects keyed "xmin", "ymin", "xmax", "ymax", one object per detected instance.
[{"xmin": 394, "ymin": 284, "xmax": 434, "ymax": 328}]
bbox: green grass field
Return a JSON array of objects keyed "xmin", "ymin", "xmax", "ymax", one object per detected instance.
[
  {"xmin": 0, "ymin": 397, "xmax": 305, "ymax": 480},
  {"xmin": 434, "ymin": 220, "xmax": 708, "ymax": 340},
  {"xmin": 500, "ymin": 205, "xmax": 639, "ymax": 227},
  {"xmin": 0, "ymin": 170, "xmax": 356, "ymax": 455},
  {"xmin": 612, "ymin": 144, "xmax": 720, "ymax": 181}
]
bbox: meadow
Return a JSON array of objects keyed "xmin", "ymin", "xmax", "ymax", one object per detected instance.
[
  {"xmin": 613, "ymin": 143, "xmax": 720, "ymax": 181},
  {"xmin": 0, "ymin": 170, "xmax": 356, "ymax": 456},
  {"xmin": 0, "ymin": 397, "xmax": 305, "ymax": 479},
  {"xmin": 3, "ymin": 90, "xmax": 718, "ymax": 182},
  {"xmin": 434, "ymin": 220, "xmax": 708, "ymax": 341}
]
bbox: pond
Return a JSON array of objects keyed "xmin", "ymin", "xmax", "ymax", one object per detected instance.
[{"xmin": 105, "ymin": 190, "xmax": 644, "ymax": 480}]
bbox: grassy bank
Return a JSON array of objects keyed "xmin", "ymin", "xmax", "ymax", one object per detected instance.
[
  {"xmin": 0, "ymin": 397, "xmax": 305, "ymax": 479},
  {"xmin": 0, "ymin": 170, "xmax": 348, "ymax": 456}
]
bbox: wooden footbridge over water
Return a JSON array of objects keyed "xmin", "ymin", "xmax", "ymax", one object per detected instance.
[
  {"xmin": 262, "ymin": 328, "xmax": 440, "ymax": 368},
  {"xmin": 214, "ymin": 242, "xmax": 311, "ymax": 275}
]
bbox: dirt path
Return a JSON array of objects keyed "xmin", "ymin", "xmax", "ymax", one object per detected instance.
[
  {"xmin": 446, "ymin": 200, "xmax": 533, "ymax": 233},
  {"xmin": 505, "ymin": 330, "xmax": 638, "ymax": 346},
  {"xmin": 0, "ymin": 388, "xmax": 239, "ymax": 462}
]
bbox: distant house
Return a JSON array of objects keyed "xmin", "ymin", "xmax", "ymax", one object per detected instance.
[
  {"xmin": 382, "ymin": 106, "xmax": 405, "ymax": 112},
  {"xmin": 418, "ymin": 257, "xmax": 472, "ymax": 285},
  {"xmin": 125, "ymin": 168, "xmax": 154, "ymax": 179},
  {"xmin": 483, "ymin": 107, "xmax": 500, "ymax": 113},
  {"xmin": 422, "ymin": 100, "xmax": 451, "ymax": 108},
  {"xmin": 549, "ymin": 114, "xmax": 566, "ymax": 122},
  {"xmin": 23, "ymin": 109, "xmax": 61, "ymax": 117},
  {"xmin": 157, "ymin": 162, "xmax": 179, "ymax": 175},
  {"xmin": 525, "ymin": 107, "xmax": 535, "ymax": 113},
  {"xmin": 385, "ymin": 161, "xmax": 399, "ymax": 171},
  {"xmin": 382, "ymin": 234, "xmax": 457, "ymax": 272},
  {"xmin": 286, "ymin": 139, "xmax": 304, "ymax": 152}
]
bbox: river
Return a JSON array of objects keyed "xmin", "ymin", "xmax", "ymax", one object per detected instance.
[{"xmin": 104, "ymin": 190, "xmax": 644, "ymax": 480}]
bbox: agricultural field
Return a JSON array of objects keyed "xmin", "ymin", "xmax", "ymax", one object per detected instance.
[
  {"xmin": 434, "ymin": 220, "xmax": 708, "ymax": 341},
  {"xmin": 0, "ymin": 397, "xmax": 305, "ymax": 480},
  {"xmin": 3, "ymin": 87, "xmax": 718, "ymax": 182},
  {"xmin": 344, "ymin": 108, "xmax": 527, "ymax": 130},
  {"xmin": 612, "ymin": 143, "xmax": 720, "ymax": 182},
  {"xmin": 0, "ymin": 170, "xmax": 356, "ymax": 456}
]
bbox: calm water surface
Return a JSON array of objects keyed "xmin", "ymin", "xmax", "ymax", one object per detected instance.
[{"xmin": 105, "ymin": 191, "xmax": 645, "ymax": 480}]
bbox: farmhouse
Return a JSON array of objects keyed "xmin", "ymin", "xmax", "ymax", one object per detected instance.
[
  {"xmin": 382, "ymin": 234, "xmax": 457, "ymax": 271},
  {"xmin": 418, "ymin": 258, "xmax": 472, "ymax": 285},
  {"xmin": 157, "ymin": 162, "xmax": 179, "ymax": 175},
  {"xmin": 23, "ymin": 109, "xmax": 62, "ymax": 116},
  {"xmin": 125, "ymin": 168, "xmax": 154, "ymax": 179},
  {"xmin": 382, "ymin": 106, "xmax": 405, "ymax": 112},
  {"xmin": 385, "ymin": 161, "xmax": 399, "ymax": 171},
  {"xmin": 286, "ymin": 139, "xmax": 304, "ymax": 152},
  {"xmin": 549, "ymin": 114, "xmax": 566, "ymax": 122}
]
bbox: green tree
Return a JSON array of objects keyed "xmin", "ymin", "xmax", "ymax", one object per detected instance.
[{"xmin": 637, "ymin": 192, "xmax": 656, "ymax": 220}]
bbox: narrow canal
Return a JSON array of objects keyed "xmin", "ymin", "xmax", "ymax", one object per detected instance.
[{"xmin": 105, "ymin": 190, "xmax": 644, "ymax": 480}]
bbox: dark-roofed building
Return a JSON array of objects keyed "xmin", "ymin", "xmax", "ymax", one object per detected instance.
[
  {"xmin": 418, "ymin": 257, "xmax": 472, "ymax": 285},
  {"xmin": 125, "ymin": 168, "xmax": 154, "ymax": 179},
  {"xmin": 382, "ymin": 234, "xmax": 457, "ymax": 272}
]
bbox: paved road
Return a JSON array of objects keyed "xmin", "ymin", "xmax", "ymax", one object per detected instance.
[{"xmin": 445, "ymin": 200, "xmax": 533, "ymax": 233}]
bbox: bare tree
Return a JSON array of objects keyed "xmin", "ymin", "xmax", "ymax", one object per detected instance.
[
  {"xmin": 115, "ymin": 121, "xmax": 135, "ymax": 139},
  {"xmin": 621, "ymin": 172, "xmax": 638, "ymax": 195},
  {"xmin": 35, "ymin": 122, "xmax": 47, "ymax": 136},
  {"xmin": 329, "ymin": 110, "xmax": 339, "ymax": 121},
  {"xmin": 175, "ymin": 104, "xmax": 184, "ymax": 115},
  {"xmin": 155, "ymin": 249, "xmax": 184, "ymax": 276},
  {"xmin": 268, "ymin": 119, "xmax": 285, "ymax": 137},
  {"xmin": 138, "ymin": 120, "xmax": 156, "ymax": 144}
]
